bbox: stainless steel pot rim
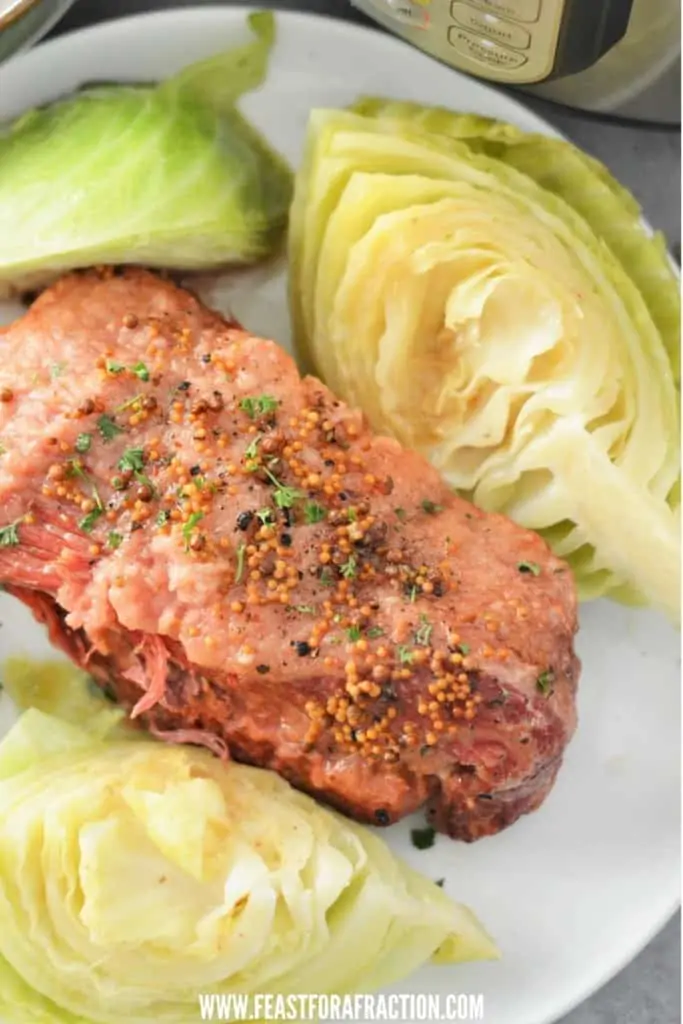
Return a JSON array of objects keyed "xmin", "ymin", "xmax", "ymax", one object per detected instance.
[{"xmin": 0, "ymin": 0, "xmax": 43, "ymax": 30}]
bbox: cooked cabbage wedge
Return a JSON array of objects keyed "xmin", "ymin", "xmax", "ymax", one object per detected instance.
[
  {"xmin": 289, "ymin": 103, "xmax": 681, "ymax": 619},
  {"xmin": 0, "ymin": 12, "xmax": 291, "ymax": 296},
  {"xmin": 0, "ymin": 703, "xmax": 497, "ymax": 1024},
  {"xmin": 1, "ymin": 656, "xmax": 128, "ymax": 740}
]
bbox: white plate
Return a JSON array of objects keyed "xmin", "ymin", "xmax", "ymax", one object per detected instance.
[{"xmin": 0, "ymin": 8, "xmax": 679, "ymax": 1024}]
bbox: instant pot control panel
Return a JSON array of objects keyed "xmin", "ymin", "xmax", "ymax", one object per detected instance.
[{"xmin": 351, "ymin": 0, "xmax": 634, "ymax": 84}]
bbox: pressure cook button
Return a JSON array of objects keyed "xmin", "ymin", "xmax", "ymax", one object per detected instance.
[
  {"xmin": 447, "ymin": 25, "xmax": 528, "ymax": 68},
  {"xmin": 468, "ymin": 0, "xmax": 541, "ymax": 24},
  {"xmin": 451, "ymin": 2, "xmax": 531, "ymax": 48}
]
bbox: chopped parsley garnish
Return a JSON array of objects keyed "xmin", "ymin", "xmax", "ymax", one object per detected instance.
[
  {"xmin": 117, "ymin": 447, "xmax": 145, "ymax": 473},
  {"xmin": 410, "ymin": 826, "xmax": 436, "ymax": 851},
  {"xmin": 537, "ymin": 670, "xmax": 555, "ymax": 697},
  {"xmin": 264, "ymin": 469, "xmax": 303, "ymax": 510},
  {"xmin": 49, "ymin": 362, "xmax": 67, "ymax": 379},
  {"xmin": 340, "ymin": 555, "xmax": 357, "ymax": 579},
  {"xmin": 0, "ymin": 519, "xmax": 21, "ymax": 547},
  {"xmin": 239, "ymin": 394, "xmax": 279, "ymax": 419},
  {"xmin": 79, "ymin": 507, "xmax": 103, "ymax": 533},
  {"xmin": 235, "ymin": 542, "xmax": 247, "ymax": 583},
  {"xmin": 66, "ymin": 458, "xmax": 87, "ymax": 480},
  {"xmin": 274, "ymin": 484, "xmax": 303, "ymax": 510},
  {"xmin": 346, "ymin": 508, "xmax": 357, "ymax": 522},
  {"xmin": 105, "ymin": 359, "xmax": 125, "ymax": 375},
  {"xmin": 319, "ymin": 567, "xmax": 334, "ymax": 587},
  {"xmin": 97, "ymin": 415, "xmax": 123, "ymax": 442},
  {"xmin": 107, "ymin": 531, "xmax": 123, "ymax": 549},
  {"xmin": 66, "ymin": 459, "xmax": 102, "ymax": 508},
  {"xmin": 458, "ymin": 642, "xmax": 470, "ymax": 655},
  {"xmin": 115, "ymin": 394, "xmax": 143, "ymax": 414},
  {"xmin": 288, "ymin": 604, "xmax": 317, "ymax": 615},
  {"xmin": 244, "ymin": 436, "xmax": 261, "ymax": 461},
  {"xmin": 397, "ymin": 645, "xmax": 414, "ymax": 665},
  {"xmin": 156, "ymin": 509, "xmax": 170, "ymax": 526},
  {"xmin": 347, "ymin": 625, "xmax": 362, "ymax": 642},
  {"xmin": 518, "ymin": 561, "xmax": 541, "ymax": 576},
  {"xmin": 421, "ymin": 499, "xmax": 443, "ymax": 515},
  {"xmin": 182, "ymin": 511, "xmax": 204, "ymax": 551},
  {"xmin": 394, "ymin": 507, "xmax": 407, "ymax": 522},
  {"xmin": 304, "ymin": 501, "xmax": 326, "ymax": 524},
  {"xmin": 408, "ymin": 585, "xmax": 418, "ymax": 603},
  {"xmin": 75, "ymin": 433, "xmax": 92, "ymax": 454},
  {"xmin": 367, "ymin": 627, "xmax": 385, "ymax": 639},
  {"xmin": 256, "ymin": 507, "xmax": 275, "ymax": 526},
  {"xmin": 132, "ymin": 362, "xmax": 150, "ymax": 382},
  {"xmin": 414, "ymin": 614, "xmax": 433, "ymax": 647}
]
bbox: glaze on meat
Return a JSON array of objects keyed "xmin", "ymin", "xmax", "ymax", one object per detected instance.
[{"xmin": 0, "ymin": 268, "xmax": 580, "ymax": 841}]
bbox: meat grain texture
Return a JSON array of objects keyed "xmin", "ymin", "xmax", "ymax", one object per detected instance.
[{"xmin": 0, "ymin": 268, "xmax": 580, "ymax": 841}]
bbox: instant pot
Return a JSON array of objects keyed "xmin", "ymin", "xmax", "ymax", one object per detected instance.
[
  {"xmin": 350, "ymin": 0, "xmax": 681, "ymax": 124},
  {"xmin": 0, "ymin": 0, "xmax": 74, "ymax": 64},
  {"xmin": 1, "ymin": 0, "xmax": 680, "ymax": 126}
]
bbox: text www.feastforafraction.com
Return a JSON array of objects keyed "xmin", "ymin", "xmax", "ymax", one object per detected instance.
[{"xmin": 197, "ymin": 992, "xmax": 486, "ymax": 1021}]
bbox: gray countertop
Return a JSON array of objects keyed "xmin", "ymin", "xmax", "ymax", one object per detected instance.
[{"xmin": 43, "ymin": 3, "xmax": 682, "ymax": 1022}]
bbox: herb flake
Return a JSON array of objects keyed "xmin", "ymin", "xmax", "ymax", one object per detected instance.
[
  {"xmin": 239, "ymin": 394, "xmax": 279, "ymax": 419},
  {"xmin": 319, "ymin": 567, "xmax": 334, "ymax": 587},
  {"xmin": 79, "ymin": 507, "xmax": 103, "ymax": 533},
  {"xmin": 340, "ymin": 555, "xmax": 357, "ymax": 579},
  {"xmin": 537, "ymin": 670, "xmax": 555, "ymax": 697},
  {"xmin": 97, "ymin": 415, "xmax": 123, "ymax": 442},
  {"xmin": 75, "ymin": 433, "xmax": 92, "ymax": 454},
  {"xmin": 421, "ymin": 499, "xmax": 443, "ymax": 516},
  {"xmin": 264, "ymin": 469, "xmax": 303, "ymax": 510},
  {"xmin": 304, "ymin": 501, "xmax": 326, "ymax": 524},
  {"xmin": 0, "ymin": 519, "xmax": 21, "ymax": 547},
  {"xmin": 235, "ymin": 542, "xmax": 247, "ymax": 583},
  {"xmin": 410, "ymin": 826, "xmax": 436, "ymax": 851},
  {"xmin": 49, "ymin": 362, "xmax": 67, "ymax": 380},
  {"xmin": 132, "ymin": 362, "xmax": 150, "ymax": 382},
  {"xmin": 182, "ymin": 511, "xmax": 204, "ymax": 551},
  {"xmin": 414, "ymin": 614, "xmax": 433, "ymax": 647},
  {"xmin": 244, "ymin": 436, "xmax": 261, "ymax": 461},
  {"xmin": 518, "ymin": 561, "xmax": 541, "ymax": 576},
  {"xmin": 117, "ymin": 447, "xmax": 145, "ymax": 474},
  {"xmin": 397, "ymin": 645, "xmax": 414, "ymax": 665}
]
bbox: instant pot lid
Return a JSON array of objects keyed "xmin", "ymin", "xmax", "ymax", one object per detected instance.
[
  {"xmin": 0, "ymin": 0, "xmax": 76, "ymax": 65},
  {"xmin": 521, "ymin": 0, "xmax": 681, "ymax": 126}
]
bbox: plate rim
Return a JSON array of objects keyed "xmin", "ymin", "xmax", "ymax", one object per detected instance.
[{"xmin": 0, "ymin": 8, "xmax": 679, "ymax": 1024}]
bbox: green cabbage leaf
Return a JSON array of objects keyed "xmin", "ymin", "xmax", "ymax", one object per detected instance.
[
  {"xmin": 0, "ymin": 691, "xmax": 496, "ymax": 1023},
  {"xmin": 0, "ymin": 12, "xmax": 291, "ymax": 296},
  {"xmin": 289, "ymin": 102, "xmax": 680, "ymax": 619}
]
